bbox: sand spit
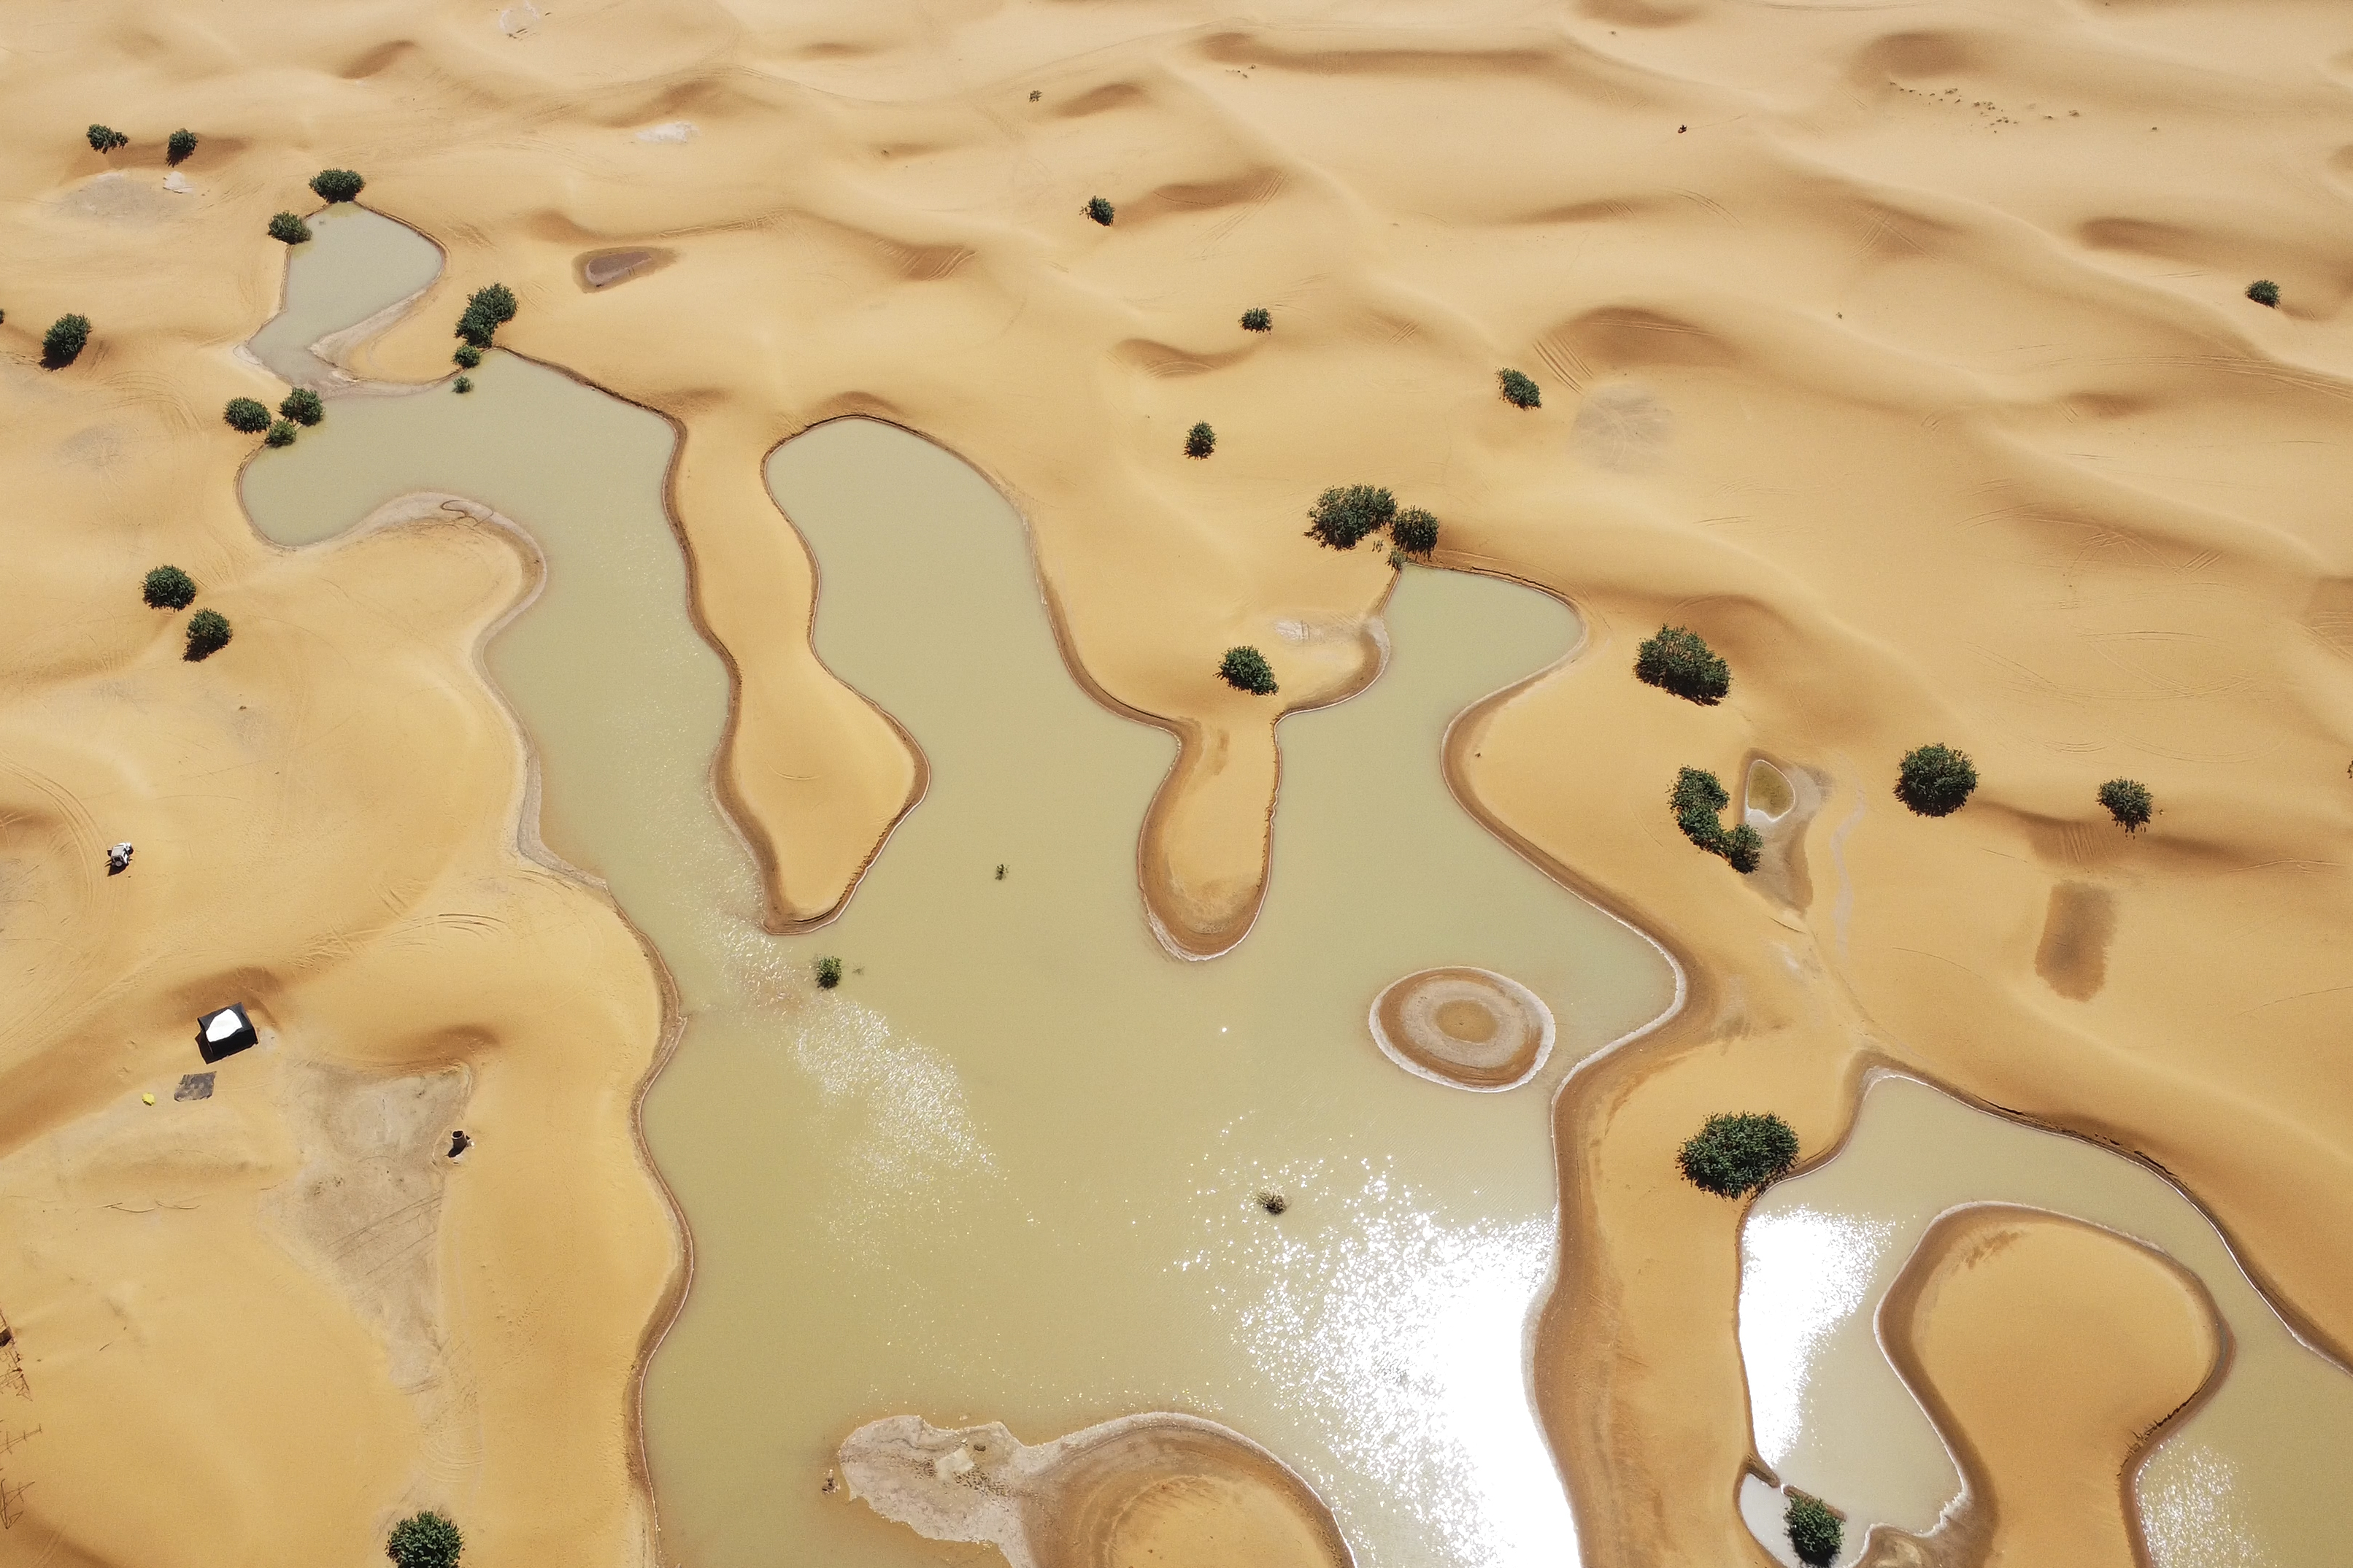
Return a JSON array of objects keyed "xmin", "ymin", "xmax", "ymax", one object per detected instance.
[
  {"xmin": 1368, "ymin": 966, "xmax": 1556, "ymax": 1090},
  {"xmin": 840, "ymin": 1413, "xmax": 1352, "ymax": 1568},
  {"xmin": 1863, "ymin": 1207, "xmax": 2226, "ymax": 1568}
]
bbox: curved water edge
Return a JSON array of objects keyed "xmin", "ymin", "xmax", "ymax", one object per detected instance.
[
  {"xmin": 1736, "ymin": 1071, "xmax": 2353, "ymax": 1568},
  {"xmin": 242, "ymin": 207, "xmax": 1685, "ymax": 1568}
]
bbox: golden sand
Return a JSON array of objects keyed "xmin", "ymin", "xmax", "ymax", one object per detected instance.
[
  {"xmin": 1368, "ymin": 966, "xmax": 1556, "ymax": 1090},
  {"xmin": 6, "ymin": 1, "xmax": 2352, "ymax": 1564}
]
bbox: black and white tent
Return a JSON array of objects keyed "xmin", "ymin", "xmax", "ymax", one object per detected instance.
[{"xmin": 195, "ymin": 1004, "xmax": 258, "ymax": 1064}]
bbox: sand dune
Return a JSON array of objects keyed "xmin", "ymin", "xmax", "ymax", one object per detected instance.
[{"xmin": 6, "ymin": 0, "xmax": 2353, "ymax": 1565}]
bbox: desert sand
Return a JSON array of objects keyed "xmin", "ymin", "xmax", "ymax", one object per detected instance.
[
  {"xmin": 5, "ymin": 0, "xmax": 2353, "ymax": 1566},
  {"xmin": 1368, "ymin": 966, "xmax": 1556, "ymax": 1089}
]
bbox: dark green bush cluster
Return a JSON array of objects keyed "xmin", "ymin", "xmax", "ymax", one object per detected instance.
[
  {"xmin": 385, "ymin": 1510, "xmax": 463, "ymax": 1568},
  {"xmin": 86, "ymin": 125, "xmax": 128, "ymax": 154},
  {"xmin": 1303, "ymin": 485, "xmax": 1441, "ymax": 557},
  {"xmin": 223, "ymin": 397, "xmax": 272, "ymax": 433},
  {"xmin": 1497, "ymin": 368, "xmax": 1541, "ymax": 409},
  {"xmin": 1670, "ymin": 766, "xmax": 1762, "ymax": 872},
  {"xmin": 1635, "ymin": 625, "xmax": 1730, "ymax": 704},
  {"xmin": 1219, "ymin": 646, "xmax": 1277, "ymax": 696},
  {"xmin": 1184, "ymin": 421, "xmax": 1216, "ymax": 458},
  {"xmin": 142, "ymin": 565, "xmax": 197, "ymax": 610},
  {"xmin": 814, "ymin": 956, "xmax": 843, "ymax": 989},
  {"xmin": 184, "ymin": 608, "xmax": 233, "ymax": 662},
  {"xmin": 1895, "ymin": 743, "xmax": 1976, "ymax": 817},
  {"xmin": 268, "ymin": 211, "xmax": 312, "ymax": 244},
  {"xmin": 455, "ymin": 283, "xmax": 517, "ymax": 349},
  {"xmin": 452, "ymin": 376, "xmax": 474, "ymax": 395},
  {"xmin": 1085, "ymin": 195, "xmax": 1114, "ymax": 225},
  {"xmin": 453, "ymin": 344, "xmax": 482, "ymax": 369},
  {"xmin": 310, "ymin": 168, "xmax": 366, "ymax": 204},
  {"xmin": 1677, "ymin": 1111, "xmax": 1798, "ymax": 1197},
  {"xmin": 263, "ymin": 420, "xmax": 299, "ymax": 448},
  {"xmin": 1785, "ymin": 1492, "xmax": 1843, "ymax": 1568},
  {"xmin": 42, "ymin": 314, "xmax": 91, "ymax": 368},
  {"xmin": 280, "ymin": 388, "xmax": 324, "ymax": 427},
  {"xmin": 1240, "ymin": 307, "xmax": 1272, "ymax": 332},
  {"xmin": 2246, "ymin": 279, "xmax": 2280, "ymax": 309},
  {"xmin": 2098, "ymin": 777, "xmax": 2152, "ymax": 832},
  {"xmin": 167, "ymin": 129, "xmax": 198, "ymax": 165}
]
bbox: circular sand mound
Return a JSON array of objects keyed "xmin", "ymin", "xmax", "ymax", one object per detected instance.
[{"xmin": 1368, "ymin": 967, "xmax": 1555, "ymax": 1091}]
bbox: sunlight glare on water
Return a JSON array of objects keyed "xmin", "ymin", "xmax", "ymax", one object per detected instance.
[
  {"xmin": 1738, "ymin": 1207, "xmax": 1896, "ymax": 1466},
  {"xmin": 2142, "ymin": 1445, "xmax": 2270, "ymax": 1568}
]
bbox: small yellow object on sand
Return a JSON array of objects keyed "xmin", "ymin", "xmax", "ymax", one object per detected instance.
[{"xmin": 142, "ymin": 1093, "xmax": 155, "ymax": 1105}]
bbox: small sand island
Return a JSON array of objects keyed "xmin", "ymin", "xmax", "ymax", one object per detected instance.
[{"xmin": 1368, "ymin": 966, "xmax": 1556, "ymax": 1090}]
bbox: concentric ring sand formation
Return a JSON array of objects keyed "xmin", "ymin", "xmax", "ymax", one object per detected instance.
[{"xmin": 1368, "ymin": 966, "xmax": 1556, "ymax": 1091}]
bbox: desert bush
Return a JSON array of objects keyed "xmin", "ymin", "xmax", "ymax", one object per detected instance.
[
  {"xmin": 166, "ymin": 129, "xmax": 198, "ymax": 164},
  {"xmin": 86, "ymin": 125, "xmax": 128, "ymax": 154},
  {"xmin": 1240, "ymin": 307, "xmax": 1272, "ymax": 332},
  {"xmin": 1498, "ymin": 368, "xmax": 1541, "ymax": 409},
  {"xmin": 815, "ymin": 955, "xmax": 843, "ymax": 989},
  {"xmin": 1668, "ymin": 766, "xmax": 1762, "ymax": 873},
  {"xmin": 455, "ymin": 282, "xmax": 518, "ymax": 348},
  {"xmin": 1219, "ymin": 646, "xmax": 1278, "ymax": 696},
  {"xmin": 452, "ymin": 376, "xmax": 474, "ymax": 395},
  {"xmin": 1085, "ymin": 195, "xmax": 1114, "ymax": 225},
  {"xmin": 1785, "ymin": 1493, "xmax": 1843, "ymax": 1568},
  {"xmin": 142, "ymin": 565, "xmax": 197, "ymax": 610},
  {"xmin": 385, "ymin": 1510, "xmax": 463, "ymax": 1568},
  {"xmin": 42, "ymin": 314, "xmax": 91, "ymax": 368},
  {"xmin": 263, "ymin": 420, "xmax": 299, "ymax": 447},
  {"xmin": 1635, "ymin": 625, "xmax": 1730, "ymax": 705},
  {"xmin": 223, "ymin": 397, "xmax": 272, "ymax": 433},
  {"xmin": 452, "ymin": 344, "xmax": 482, "ymax": 369},
  {"xmin": 183, "ymin": 609, "xmax": 233, "ymax": 661},
  {"xmin": 1895, "ymin": 743, "xmax": 1976, "ymax": 817},
  {"xmin": 1678, "ymin": 1111, "xmax": 1799, "ymax": 1197},
  {"xmin": 1391, "ymin": 507, "xmax": 1439, "ymax": 557},
  {"xmin": 2247, "ymin": 279, "xmax": 2281, "ymax": 308},
  {"xmin": 1184, "ymin": 421, "xmax": 1216, "ymax": 458},
  {"xmin": 268, "ymin": 211, "xmax": 312, "ymax": 244},
  {"xmin": 2098, "ymin": 777, "xmax": 2153, "ymax": 832},
  {"xmin": 280, "ymin": 388, "xmax": 324, "ymax": 427},
  {"xmin": 310, "ymin": 168, "xmax": 365, "ymax": 203},
  {"xmin": 1304, "ymin": 484, "xmax": 1397, "ymax": 551}
]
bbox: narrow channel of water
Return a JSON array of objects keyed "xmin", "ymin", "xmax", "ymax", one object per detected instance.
[
  {"xmin": 239, "ymin": 212, "xmax": 1679, "ymax": 1568},
  {"xmin": 1737, "ymin": 1073, "xmax": 2353, "ymax": 1568}
]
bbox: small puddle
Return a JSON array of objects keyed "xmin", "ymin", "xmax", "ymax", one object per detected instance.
[{"xmin": 1737, "ymin": 1073, "xmax": 2353, "ymax": 1567}]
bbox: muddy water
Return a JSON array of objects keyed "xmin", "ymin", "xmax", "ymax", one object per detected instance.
[
  {"xmin": 1737, "ymin": 1073, "xmax": 2353, "ymax": 1568},
  {"xmin": 246, "ymin": 204, "xmax": 441, "ymax": 387},
  {"xmin": 240, "ymin": 212, "xmax": 1679, "ymax": 1568}
]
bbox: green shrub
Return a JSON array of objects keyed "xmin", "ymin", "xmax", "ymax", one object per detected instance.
[
  {"xmin": 86, "ymin": 125, "xmax": 128, "ymax": 154},
  {"xmin": 1669, "ymin": 766, "xmax": 1760, "ymax": 872},
  {"xmin": 1634, "ymin": 625, "xmax": 1730, "ymax": 705},
  {"xmin": 1498, "ymin": 368, "xmax": 1541, "ymax": 409},
  {"xmin": 1391, "ymin": 508, "xmax": 1439, "ymax": 557},
  {"xmin": 142, "ymin": 565, "xmax": 197, "ymax": 610},
  {"xmin": 310, "ymin": 168, "xmax": 366, "ymax": 203},
  {"xmin": 183, "ymin": 609, "xmax": 233, "ymax": 661},
  {"xmin": 1184, "ymin": 421, "xmax": 1216, "ymax": 459},
  {"xmin": 1219, "ymin": 646, "xmax": 1277, "ymax": 696},
  {"xmin": 815, "ymin": 955, "xmax": 843, "ymax": 989},
  {"xmin": 454, "ymin": 282, "xmax": 517, "ymax": 348},
  {"xmin": 223, "ymin": 397, "xmax": 272, "ymax": 433},
  {"xmin": 42, "ymin": 314, "xmax": 91, "ymax": 368},
  {"xmin": 2246, "ymin": 279, "xmax": 2281, "ymax": 309},
  {"xmin": 1895, "ymin": 743, "xmax": 1976, "ymax": 817},
  {"xmin": 385, "ymin": 1510, "xmax": 463, "ymax": 1568},
  {"xmin": 452, "ymin": 344, "xmax": 482, "ymax": 369},
  {"xmin": 280, "ymin": 388, "xmax": 325, "ymax": 427},
  {"xmin": 263, "ymin": 420, "xmax": 299, "ymax": 447},
  {"xmin": 1240, "ymin": 307, "xmax": 1272, "ymax": 332},
  {"xmin": 1678, "ymin": 1112, "xmax": 1798, "ymax": 1197},
  {"xmin": 2098, "ymin": 777, "xmax": 2153, "ymax": 832},
  {"xmin": 268, "ymin": 211, "xmax": 312, "ymax": 244},
  {"xmin": 166, "ymin": 129, "xmax": 198, "ymax": 164},
  {"xmin": 1785, "ymin": 1492, "xmax": 1842, "ymax": 1567},
  {"xmin": 452, "ymin": 376, "xmax": 474, "ymax": 395},
  {"xmin": 1085, "ymin": 195, "xmax": 1114, "ymax": 225},
  {"xmin": 1305, "ymin": 484, "xmax": 1397, "ymax": 551}
]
